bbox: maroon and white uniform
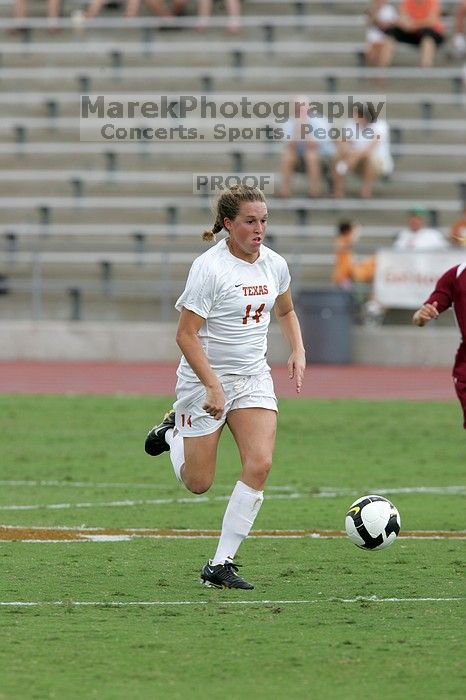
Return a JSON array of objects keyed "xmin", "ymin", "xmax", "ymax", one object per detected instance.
[{"xmin": 424, "ymin": 263, "xmax": 466, "ymax": 427}]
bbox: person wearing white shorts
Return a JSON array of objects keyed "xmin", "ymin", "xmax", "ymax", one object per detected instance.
[
  {"xmin": 145, "ymin": 185, "xmax": 306, "ymax": 590},
  {"xmin": 174, "ymin": 370, "xmax": 278, "ymax": 437}
]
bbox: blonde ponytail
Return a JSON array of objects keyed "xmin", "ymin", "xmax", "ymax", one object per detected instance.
[{"xmin": 202, "ymin": 220, "xmax": 223, "ymax": 242}]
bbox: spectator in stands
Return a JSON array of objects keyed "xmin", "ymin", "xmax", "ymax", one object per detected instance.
[
  {"xmin": 279, "ymin": 97, "xmax": 335, "ymax": 198},
  {"xmin": 449, "ymin": 204, "xmax": 466, "ymax": 246},
  {"xmin": 333, "ymin": 221, "xmax": 376, "ymax": 290},
  {"xmin": 197, "ymin": 0, "xmax": 241, "ymax": 33},
  {"xmin": 452, "ymin": 0, "xmax": 466, "ymax": 56},
  {"xmin": 393, "ymin": 206, "xmax": 449, "ymax": 249},
  {"xmin": 83, "ymin": 0, "xmax": 187, "ymax": 19},
  {"xmin": 413, "ymin": 262, "xmax": 466, "ymax": 429},
  {"xmin": 383, "ymin": 0, "xmax": 445, "ymax": 68},
  {"xmin": 332, "ymin": 103, "xmax": 393, "ymax": 199},
  {"xmin": 333, "ymin": 221, "xmax": 384, "ymax": 324},
  {"xmin": 13, "ymin": 0, "xmax": 61, "ymax": 30},
  {"xmin": 365, "ymin": 1, "xmax": 398, "ymax": 66}
]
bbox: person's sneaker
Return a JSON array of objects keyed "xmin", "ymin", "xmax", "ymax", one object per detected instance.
[
  {"xmin": 200, "ymin": 560, "xmax": 254, "ymax": 590},
  {"xmin": 144, "ymin": 410, "xmax": 175, "ymax": 456}
]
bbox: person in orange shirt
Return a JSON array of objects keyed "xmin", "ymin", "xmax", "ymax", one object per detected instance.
[
  {"xmin": 382, "ymin": 0, "xmax": 445, "ymax": 67},
  {"xmin": 449, "ymin": 205, "xmax": 466, "ymax": 247},
  {"xmin": 333, "ymin": 221, "xmax": 376, "ymax": 290}
]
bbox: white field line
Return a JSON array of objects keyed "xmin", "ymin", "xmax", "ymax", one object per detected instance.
[
  {"xmin": 0, "ymin": 496, "xmax": 212, "ymax": 511},
  {"xmin": 0, "ymin": 480, "xmax": 256, "ymax": 490},
  {"xmin": 0, "ymin": 597, "xmax": 463, "ymax": 608},
  {"xmin": 3, "ymin": 538, "xmax": 326, "ymax": 543},
  {"xmin": 0, "ymin": 481, "xmax": 464, "ymax": 497},
  {"xmin": 1, "ymin": 485, "xmax": 465, "ymax": 511},
  {"xmin": 0, "ymin": 481, "xmax": 297, "ymax": 491}
]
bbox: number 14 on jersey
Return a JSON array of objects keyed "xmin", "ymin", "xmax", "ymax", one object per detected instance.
[{"xmin": 242, "ymin": 303, "xmax": 265, "ymax": 325}]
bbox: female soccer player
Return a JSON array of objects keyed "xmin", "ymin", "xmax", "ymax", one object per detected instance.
[
  {"xmin": 413, "ymin": 263, "xmax": 466, "ymax": 429},
  {"xmin": 145, "ymin": 185, "xmax": 306, "ymax": 589}
]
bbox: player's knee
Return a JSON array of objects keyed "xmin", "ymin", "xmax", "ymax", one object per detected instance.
[
  {"xmin": 244, "ymin": 456, "xmax": 272, "ymax": 485},
  {"xmin": 260, "ymin": 459, "xmax": 273, "ymax": 482},
  {"xmin": 183, "ymin": 475, "xmax": 213, "ymax": 495}
]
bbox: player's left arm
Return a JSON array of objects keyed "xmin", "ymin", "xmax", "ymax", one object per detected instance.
[{"xmin": 274, "ymin": 287, "xmax": 306, "ymax": 394}]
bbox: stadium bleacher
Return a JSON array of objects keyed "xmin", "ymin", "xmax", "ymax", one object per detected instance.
[{"xmin": 0, "ymin": 0, "xmax": 465, "ymax": 322}]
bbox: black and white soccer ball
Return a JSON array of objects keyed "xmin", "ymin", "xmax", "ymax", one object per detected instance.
[{"xmin": 345, "ymin": 495, "xmax": 401, "ymax": 550}]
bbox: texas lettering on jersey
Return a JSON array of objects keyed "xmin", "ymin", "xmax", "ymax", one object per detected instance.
[
  {"xmin": 242, "ymin": 284, "xmax": 269, "ymax": 296},
  {"xmin": 175, "ymin": 238, "xmax": 291, "ymax": 379}
]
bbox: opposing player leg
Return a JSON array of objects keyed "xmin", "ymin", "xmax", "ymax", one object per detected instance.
[{"xmin": 453, "ymin": 377, "xmax": 466, "ymax": 429}]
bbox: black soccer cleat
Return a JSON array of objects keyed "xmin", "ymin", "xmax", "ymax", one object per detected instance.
[
  {"xmin": 200, "ymin": 560, "xmax": 254, "ymax": 590},
  {"xmin": 144, "ymin": 410, "xmax": 175, "ymax": 456}
]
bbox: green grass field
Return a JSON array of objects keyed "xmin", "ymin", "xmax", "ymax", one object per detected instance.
[{"xmin": 0, "ymin": 395, "xmax": 465, "ymax": 700}]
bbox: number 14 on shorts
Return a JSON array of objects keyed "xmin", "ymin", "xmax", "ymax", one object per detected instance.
[{"xmin": 181, "ymin": 414, "xmax": 192, "ymax": 427}]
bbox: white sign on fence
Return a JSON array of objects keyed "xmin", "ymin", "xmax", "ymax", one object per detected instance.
[{"xmin": 374, "ymin": 249, "xmax": 466, "ymax": 309}]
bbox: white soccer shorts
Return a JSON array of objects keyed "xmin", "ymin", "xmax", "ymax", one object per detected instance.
[{"xmin": 173, "ymin": 370, "xmax": 278, "ymax": 437}]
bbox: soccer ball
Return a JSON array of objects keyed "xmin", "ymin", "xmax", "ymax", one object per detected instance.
[{"xmin": 345, "ymin": 495, "xmax": 401, "ymax": 550}]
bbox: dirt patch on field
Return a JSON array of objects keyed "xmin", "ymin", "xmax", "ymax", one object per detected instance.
[{"xmin": 0, "ymin": 526, "xmax": 464, "ymax": 542}]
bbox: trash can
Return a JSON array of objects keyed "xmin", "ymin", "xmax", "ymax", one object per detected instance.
[{"xmin": 297, "ymin": 288, "xmax": 353, "ymax": 364}]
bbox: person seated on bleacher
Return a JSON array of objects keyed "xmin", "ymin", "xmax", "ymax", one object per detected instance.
[
  {"xmin": 365, "ymin": 0, "xmax": 398, "ymax": 66},
  {"xmin": 196, "ymin": 0, "xmax": 241, "ymax": 33},
  {"xmin": 333, "ymin": 221, "xmax": 376, "ymax": 290},
  {"xmin": 84, "ymin": 0, "xmax": 187, "ymax": 19},
  {"xmin": 332, "ymin": 103, "xmax": 393, "ymax": 199},
  {"xmin": 13, "ymin": 0, "xmax": 61, "ymax": 30},
  {"xmin": 449, "ymin": 205, "xmax": 466, "ymax": 246},
  {"xmin": 452, "ymin": 0, "xmax": 466, "ymax": 57},
  {"xmin": 393, "ymin": 206, "xmax": 449, "ymax": 249},
  {"xmin": 382, "ymin": 0, "xmax": 445, "ymax": 68},
  {"xmin": 279, "ymin": 97, "xmax": 335, "ymax": 198}
]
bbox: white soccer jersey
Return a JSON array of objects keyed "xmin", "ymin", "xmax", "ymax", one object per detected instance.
[{"xmin": 175, "ymin": 238, "xmax": 291, "ymax": 381}]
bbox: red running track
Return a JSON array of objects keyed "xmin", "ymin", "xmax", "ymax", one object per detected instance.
[{"xmin": 0, "ymin": 361, "xmax": 455, "ymax": 400}]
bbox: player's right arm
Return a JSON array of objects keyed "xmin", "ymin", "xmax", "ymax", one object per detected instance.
[
  {"xmin": 413, "ymin": 266, "xmax": 457, "ymax": 326},
  {"xmin": 176, "ymin": 307, "xmax": 225, "ymax": 420},
  {"xmin": 413, "ymin": 301, "xmax": 439, "ymax": 326}
]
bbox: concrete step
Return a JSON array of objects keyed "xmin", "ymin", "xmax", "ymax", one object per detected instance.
[
  {"xmin": 0, "ymin": 289, "xmax": 183, "ymax": 323},
  {"xmin": 0, "ymin": 72, "xmax": 458, "ymax": 95},
  {"xmin": 1, "ymin": 93, "xmax": 464, "ymax": 120},
  {"xmin": 0, "ymin": 174, "xmax": 459, "ymax": 200},
  {"xmin": 0, "ymin": 43, "xmax": 459, "ymax": 70},
  {"xmin": 0, "ymin": 205, "xmax": 459, "ymax": 229}
]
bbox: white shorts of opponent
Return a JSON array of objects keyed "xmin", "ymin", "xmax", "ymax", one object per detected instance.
[{"xmin": 174, "ymin": 369, "xmax": 278, "ymax": 438}]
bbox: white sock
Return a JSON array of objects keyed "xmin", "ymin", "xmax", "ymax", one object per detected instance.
[
  {"xmin": 165, "ymin": 428, "xmax": 184, "ymax": 482},
  {"xmin": 211, "ymin": 480, "xmax": 264, "ymax": 565}
]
